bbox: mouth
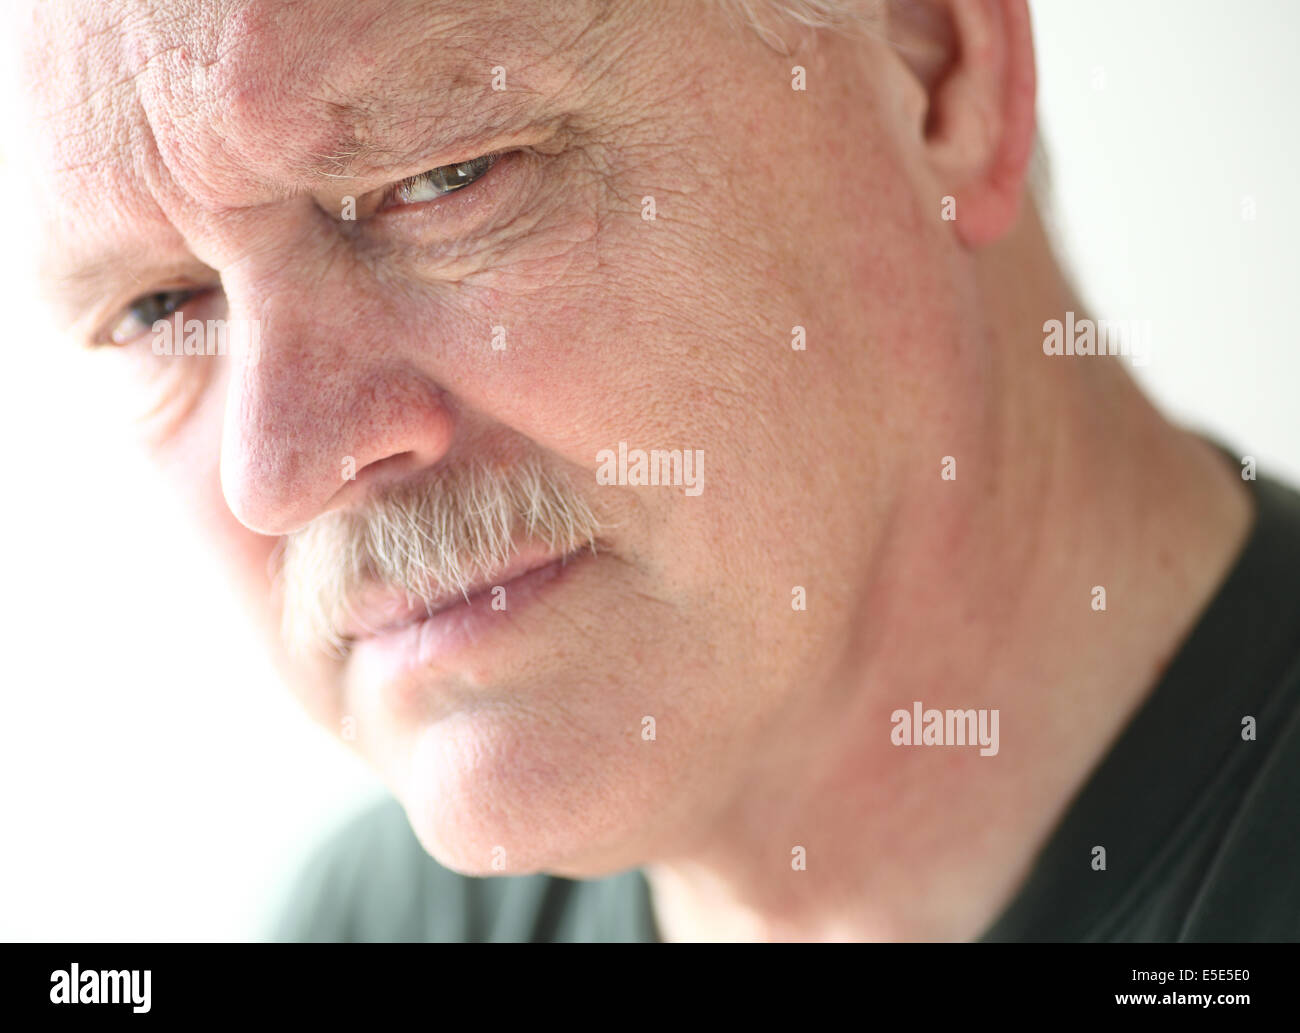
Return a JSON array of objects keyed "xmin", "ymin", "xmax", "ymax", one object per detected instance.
[
  {"xmin": 338, "ymin": 543, "xmax": 594, "ymax": 689},
  {"xmin": 340, "ymin": 544, "xmax": 573, "ymax": 642}
]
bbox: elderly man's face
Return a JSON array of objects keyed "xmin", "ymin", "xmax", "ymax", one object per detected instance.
[{"xmin": 28, "ymin": 0, "xmax": 974, "ymax": 875}]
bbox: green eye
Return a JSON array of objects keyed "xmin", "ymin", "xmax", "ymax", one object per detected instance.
[{"xmin": 390, "ymin": 154, "xmax": 497, "ymax": 206}]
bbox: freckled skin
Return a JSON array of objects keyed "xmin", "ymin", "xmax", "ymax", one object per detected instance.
[{"xmin": 19, "ymin": 0, "xmax": 1254, "ymax": 940}]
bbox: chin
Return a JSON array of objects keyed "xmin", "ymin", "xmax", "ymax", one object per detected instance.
[{"xmin": 388, "ymin": 703, "xmax": 655, "ymax": 879}]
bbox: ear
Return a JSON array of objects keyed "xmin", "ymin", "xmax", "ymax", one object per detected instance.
[{"xmin": 887, "ymin": 0, "xmax": 1037, "ymax": 248}]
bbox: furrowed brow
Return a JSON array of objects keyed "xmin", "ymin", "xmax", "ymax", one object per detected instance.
[
  {"xmin": 46, "ymin": 251, "xmax": 213, "ymax": 339},
  {"xmin": 292, "ymin": 94, "xmax": 556, "ymax": 185},
  {"xmin": 48, "ymin": 77, "xmax": 562, "ymax": 334}
]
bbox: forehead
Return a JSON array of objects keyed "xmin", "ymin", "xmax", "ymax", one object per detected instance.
[
  {"xmin": 27, "ymin": 0, "xmax": 604, "ymax": 180},
  {"xmin": 22, "ymin": 0, "xmax": 618, "ymax": 307},
  {"xmin": 30, "ymin": 0, "xmax": 600, "ymax": 159}
]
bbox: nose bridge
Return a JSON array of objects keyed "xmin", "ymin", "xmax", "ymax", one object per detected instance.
[{"xmin": 217, "ymin": 234, "xmax": 455, "ymax": 536}]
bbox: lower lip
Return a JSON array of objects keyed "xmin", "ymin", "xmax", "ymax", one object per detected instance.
[{"xmin": 345, "ymin": 551, "xmax": 588, "ymax": 692}]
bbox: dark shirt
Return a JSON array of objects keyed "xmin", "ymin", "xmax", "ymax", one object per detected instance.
[{"xmin": 270, "ymin": 461, "xmax": 1300, "ymax": 942}]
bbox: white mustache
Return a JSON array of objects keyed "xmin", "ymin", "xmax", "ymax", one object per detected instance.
[{"xmin": 275, "ymin": 457, "xmax": 603, "ymax": 658}]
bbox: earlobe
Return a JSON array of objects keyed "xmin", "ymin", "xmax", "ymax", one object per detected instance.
[{"xmin": 897, "ymin": 0, "xmax": 1036, "ymax": 248}]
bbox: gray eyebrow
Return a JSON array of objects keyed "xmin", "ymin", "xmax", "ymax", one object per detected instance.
[
  {"xmin": 44, "ymin": 251, "xmax": 213, "ymax": 338},
  {"xmin": 45, "ymin": 71, "xmax": 564, "ymax": 335}
]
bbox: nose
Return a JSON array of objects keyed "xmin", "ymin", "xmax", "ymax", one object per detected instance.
[{"xmin": 217, "ymin": 247, "xmax": 455, "ymax": 536}]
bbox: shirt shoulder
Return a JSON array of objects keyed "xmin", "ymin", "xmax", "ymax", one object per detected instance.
[
  {"xmin": 981, "ymin": 466, "xmax": 1300, "ymax": 942},
  {"xmin": 267, "ymin": 794, "xmax": 473, "ymax": 941},
  {"xmin": 1174, "ymin": 651, "xmax": 1300, "ymax": 940},
  {"xmin": 268, "ymin": 794, "xmax": 657, "ymax": 942}
]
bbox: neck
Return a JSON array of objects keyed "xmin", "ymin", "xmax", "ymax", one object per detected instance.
[{"xmin": 645, "ymin": 202, "xmax": 1255, "ymax": 941}]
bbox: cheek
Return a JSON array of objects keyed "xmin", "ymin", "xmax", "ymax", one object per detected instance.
[
  {"xmin": 438, "ymin": 210, "xmax": 841, "ymax": 631},
  {"xmin": 151, "ymin": 368, "xmax": 285, "ymax": 639}
]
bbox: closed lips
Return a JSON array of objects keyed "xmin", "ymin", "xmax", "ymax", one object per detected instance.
[{"xmin": 339, "ymin": 545, "xmax": 569, "ymax": 642}]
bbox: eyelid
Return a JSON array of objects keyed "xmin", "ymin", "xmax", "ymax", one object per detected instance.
[
  {"xmin": 377, "ymin": 151, "xmax": 503, "ymax": 213},
  {"xmin": 94, "ymin": 285, "xmax": 211, "ymax": 348},
  {"xmin": 356, "ymin": 147, "xmax": 537, "ymax": 261}
]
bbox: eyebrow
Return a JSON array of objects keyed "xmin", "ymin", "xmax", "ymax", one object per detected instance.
[
  {"xmin": 48, "ymin": 98, "xmax": 557, "ymax": 340},
  {"xmin": 290, "ymin": 114, "xmax": 417, "ymax": 183},
  {"xmin": 303, "ymin": 141, "xmax": 377, "ymax": 181},
  {"xmin": 45, "ymin": 246, "xmax": 213, "ymax": 338},
  {"xmin": 295, "ymin": 95, "xmax": 558, "ymax": 184}
]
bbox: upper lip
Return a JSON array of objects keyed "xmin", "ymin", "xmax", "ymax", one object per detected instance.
[{"xmin": 338, "ymin": 545, "xmax": 567, "ymax": 642}]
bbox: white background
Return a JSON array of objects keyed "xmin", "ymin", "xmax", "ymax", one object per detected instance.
[{"xmin": 1, "ymin": 1, "xmax": 1296, "ymax": 940}]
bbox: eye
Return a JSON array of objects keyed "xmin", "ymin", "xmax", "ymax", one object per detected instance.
[
  {"xmin": 105, "ymin": 288, "xmax": 205, "ymax": 346},
  {"xmin": 383, "ymin": 153, "xmax": 498, "ymax": 209}
]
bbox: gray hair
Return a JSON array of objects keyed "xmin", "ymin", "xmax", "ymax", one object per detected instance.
[{"xmin": 724, "ymin": 0, "xmax": 879, "ymax": 51}]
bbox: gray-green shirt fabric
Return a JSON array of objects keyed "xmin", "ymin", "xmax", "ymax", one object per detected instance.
[{"xmin": 271, "ymin": 464, "xmax": 1300, "ymax": 942}]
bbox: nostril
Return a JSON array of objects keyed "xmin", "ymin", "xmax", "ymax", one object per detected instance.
[{"xmin": 346, "ymin": 450, "xmax": 422, "ymax": 491}]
